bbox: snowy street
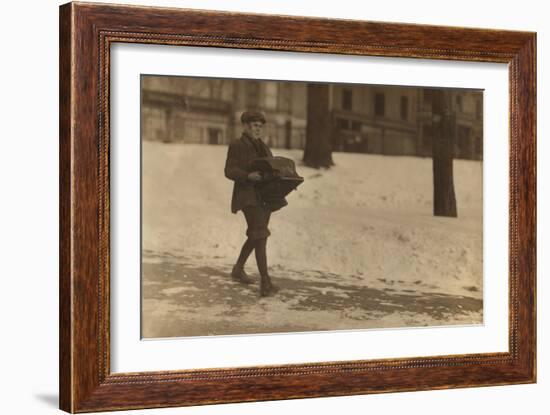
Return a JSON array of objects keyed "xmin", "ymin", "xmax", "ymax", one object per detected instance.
[
  {"xmin": 142, "ymin": 142, "xmax": 483, "ymax": 338},
  {"xmin": 142, "ymin": 250, "xmax": 481, "ymax": 337}
]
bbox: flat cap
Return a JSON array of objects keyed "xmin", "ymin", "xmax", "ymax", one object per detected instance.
[{"xmin": 240, "ymin": 110, "xmax": 266, "ymax": 124}]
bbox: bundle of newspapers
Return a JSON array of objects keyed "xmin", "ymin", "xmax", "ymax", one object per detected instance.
[{"xmin": 249, "ymin": 156, "xmax": 304, "ymax": 212}]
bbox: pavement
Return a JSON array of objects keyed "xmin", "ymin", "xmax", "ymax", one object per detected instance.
[{"xmin": 141, "ymin": 250, "xmax": 483, "ymax": 338}]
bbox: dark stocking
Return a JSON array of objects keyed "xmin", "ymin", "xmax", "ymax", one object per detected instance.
[
  {"xmin": 235, "ymin": 237, "xmax": 255, "ymax": 269},
  {"xmin": 254, "ymin": 237, "xmax": 268, "ymax": 276}
]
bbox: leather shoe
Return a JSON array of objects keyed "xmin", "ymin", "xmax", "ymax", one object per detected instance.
[
  {"xmin": 231, "ymin": 265, "xmax": 253, "ymax": 285},
  {"xmin": 260, "ymin": 275, "xmax": 279, "ymax": 297}
]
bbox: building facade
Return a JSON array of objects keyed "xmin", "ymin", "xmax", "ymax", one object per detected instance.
[{"xmin": 141, "ymin": 76, "xmax": 483, "ymax": 160}]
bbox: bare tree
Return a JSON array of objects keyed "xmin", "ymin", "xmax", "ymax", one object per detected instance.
[
  {"xmin": 431, "ymin": 89, "xmax": 458, "ymax": 217},
  {"xmin": 303, "ymin": 83, "xmax": 334, "ymax": 168}
]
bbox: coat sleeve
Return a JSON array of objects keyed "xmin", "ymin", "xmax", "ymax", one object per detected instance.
[
  {"xmin": 224, "ymin": 141, "xmax": 249, "ymax": 183},
  {"xmin": 262, "ymin": 140, "xmax": 274, "ymax": 157}
]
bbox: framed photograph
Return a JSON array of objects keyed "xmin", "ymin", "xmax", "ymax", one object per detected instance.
[{"xmin": 59, "ymin": 2, "xmax": 536, "ymax": 412}]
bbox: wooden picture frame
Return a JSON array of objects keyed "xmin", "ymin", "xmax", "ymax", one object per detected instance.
[{"xmin": 59, "ymin": 2, "xmax": 536, "ymax": 412}]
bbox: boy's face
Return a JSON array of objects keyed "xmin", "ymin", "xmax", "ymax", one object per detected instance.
[{"xmin": 244, "ymin": 121, "xmax": 264, "ymax": 140}]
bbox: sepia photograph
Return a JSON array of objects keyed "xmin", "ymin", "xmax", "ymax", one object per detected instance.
[{"xmin": 140, "ymin": 74, "xmax": 484, "ymax": 338}]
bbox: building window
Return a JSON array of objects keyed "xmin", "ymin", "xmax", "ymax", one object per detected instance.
[
  {"xmin": 209, "ymin": 80, "xmax": 223, "ymax": 99},
  {"xmin": 475, "ymin": 136, "xmax": 483, "ymax": 157},
  {"xmin": 455, "ymin": 94, "xmax": 463, "ymax": 112},
  {"xmin": 423, "ymin": 89, "xmax": 433, "ymax": 105},
  {"xmin": 246, "ymin": 81, "xmax": 261, "ymax": 109},
  {"xmin": 264, "ymin": 82, "xmax": 278, "ymax": 109},
  {"xmin": 476, "ymin": 99, "xmax": 483, "ymax": 120},
  {"xmin": 336, "ymin": 118, "xmax": 350, "ymax": 130},
  {"xmin": 278, "ymin": 84, "xmax": 292, "ymax": 112},
  {"xmin": 342, "ymin": 89, "xmax": 353, "ymax": 111},
  {"xmin": 400, "ymin": 96, "xmax": 409, "ymax": 120},
  {"xmin": 422, "ymin": 124, "xmax": 433, "ymax": 154},
  {"xmin": 374, "ymin": 93, "xmax": 385, "ymax": 116},
  {"xmin": 208, "ymin": 128, "xmax": 222, "ymax": 145},
  {"xmin": 457, "ymin": 126, "xmax": 471, "ymax": 159}
]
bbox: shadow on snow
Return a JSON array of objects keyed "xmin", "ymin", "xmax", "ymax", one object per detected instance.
[{"xmin": 142, "ymin": 250, "xmax": 482, "ymax": 323}]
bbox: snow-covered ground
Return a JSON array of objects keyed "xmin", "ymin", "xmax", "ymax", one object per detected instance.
[{"xmin": 142, "ymin": 142, "xmax": 483, "ymax": 338}]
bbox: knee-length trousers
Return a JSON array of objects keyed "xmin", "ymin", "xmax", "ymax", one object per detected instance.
[{"xmin": 242, "ymin": 205, "xmax": 271, "ymax": 240}]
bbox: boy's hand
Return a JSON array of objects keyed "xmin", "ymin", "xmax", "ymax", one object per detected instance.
[{"xmin": 247, "ymin": 171, "xmax": 263, "ymax": 182}]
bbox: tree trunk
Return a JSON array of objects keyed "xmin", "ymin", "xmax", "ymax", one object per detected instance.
[
  {"xmin": 303, "ymin": 83, "xmax": 334, "ymax": 168},
  {"xmin": 432, "ymin": 90, "xmax": 458, "ymax": 217}
]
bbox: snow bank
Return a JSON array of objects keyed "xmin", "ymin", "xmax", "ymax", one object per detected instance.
[{"xmin": 142, "ymin": 142, "xmax": 483, "ymax": 298}]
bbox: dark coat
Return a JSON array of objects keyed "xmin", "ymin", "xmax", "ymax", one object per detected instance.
[{"xmin": 224, "ymin": 133, "xmax": 273, "ymax": 213}]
